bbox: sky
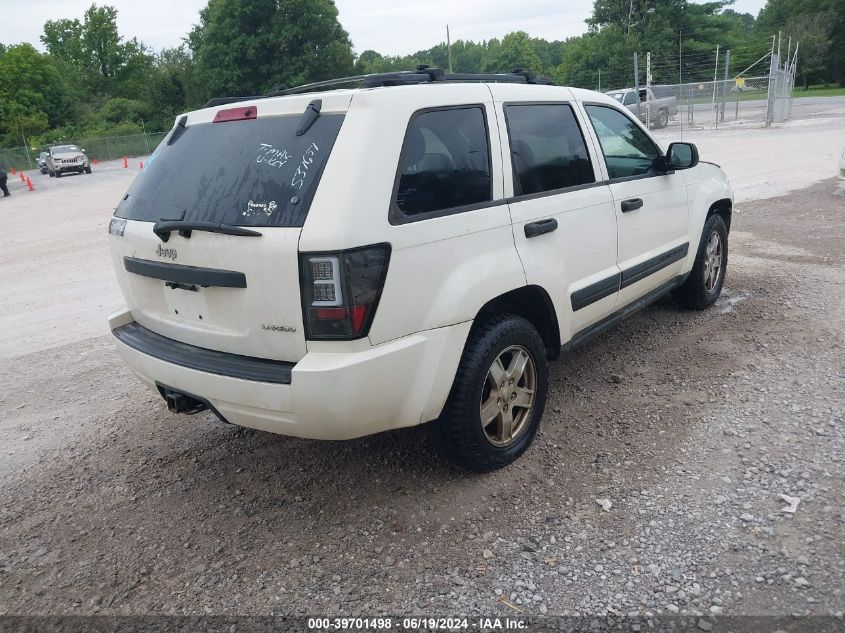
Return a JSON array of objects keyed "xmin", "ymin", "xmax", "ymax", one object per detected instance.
[{"xmin": 6, "ymin": 0, "xmax": 768, "ymax": 57}]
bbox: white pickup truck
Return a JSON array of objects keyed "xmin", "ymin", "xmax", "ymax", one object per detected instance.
[{"xmin": 607, "ymin": 87, "xmax": 678, "ymax": 129}]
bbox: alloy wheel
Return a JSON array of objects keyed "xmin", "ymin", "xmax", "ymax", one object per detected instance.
[
  {"xmin": 703, "ymin": 230, "xmax": 723, "ymax": 292},
  {"xmin": 479, "ymin": 345, "xmax": 537, "ymax": 447}
]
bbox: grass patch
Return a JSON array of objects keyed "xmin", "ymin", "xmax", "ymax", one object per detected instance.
[{"xmin": 793, "ymin": 86, "xmax": 845, "ymax": 98}]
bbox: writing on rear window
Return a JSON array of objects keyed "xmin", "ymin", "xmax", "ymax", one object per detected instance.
[
  {"xmin": 291, "ymin": 143, "xmax": 320, "ymax": 190},
  {"xmin": 114, "ymin": 114, "xmax": 344, "ymax": 228},
  {"xmin": 244, "ymin": 200, "xmax": 278, "ymax": 218},
  {"xmin": 257, "ymin": 144, "xmax": 291, "ymax": 168}
]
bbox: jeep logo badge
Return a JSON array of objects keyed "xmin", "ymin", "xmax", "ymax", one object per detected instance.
[{"xmin": 156, "ymin": 244, "xmax": 177, "ymax": 260}]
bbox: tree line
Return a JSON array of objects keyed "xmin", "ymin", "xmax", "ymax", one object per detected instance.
[{"xmin": 1, "ymin": 0, "xmax": 842, "ymax": 148}]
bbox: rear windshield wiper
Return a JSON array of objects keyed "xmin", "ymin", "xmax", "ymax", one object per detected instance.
[{"xmin": 153, "ymin": 221, "xmax": 263, "ymax": 242}]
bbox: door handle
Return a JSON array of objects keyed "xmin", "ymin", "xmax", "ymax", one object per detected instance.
[
  {"xmin": 621, "ymin": 198, "xmax": 643, "ymax": 213},
  {"xmin": 524, "ymin": 218, "xmax": 558, "ymax": 238}
]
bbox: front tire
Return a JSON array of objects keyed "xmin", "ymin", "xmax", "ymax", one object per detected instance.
[
  {"xmin": 84, "ymin": 166, "xmax": 92, "ymax": 174},
  {"xmin": 437, "ymin": 314, "xmax": 548, "ymax": 472},
  {"xmin": 673, "ymin": 214, "xmax": 728, "ymax": 309}
]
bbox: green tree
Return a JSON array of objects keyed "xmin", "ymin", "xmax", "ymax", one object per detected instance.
[
  {"xmin": 42, "ymin": 4, "xmax": 154, "ymax": 99},
  {"xmin": 484, "ymin": 32, "xmax": 543, "ymax": 73},
  {"xmin": 99, "ymin": 97, "xmax": 146, "ymax": 123},
  {"xmin": 0, "ymin": 44, "xmax": 67, "ymax": 142},
  {"xmin": 189, "ymin": 0, "xmax": 354, "ymax": 98},
  {"xmin": 756, "ymin": 0, "xmax": 844, "ymax": 85}
]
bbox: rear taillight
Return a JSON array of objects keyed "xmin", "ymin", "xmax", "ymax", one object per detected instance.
[{"xmin": 300, "ymin": 244, "xmax": 391, "ymax": 340}]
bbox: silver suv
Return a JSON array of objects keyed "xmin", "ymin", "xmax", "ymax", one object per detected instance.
[{"xmin": 47, "ymin": 144, "xmax": 92, "ymax": 177}]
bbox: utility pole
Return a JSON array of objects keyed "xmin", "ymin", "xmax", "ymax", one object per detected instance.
[
  {"xmin": 722, "ymin": 49, "xmax": 730, "ymax": 122},
  {"xmin": 634, "ymin": 52, "xmax": 641, "ymax": 121},
  {"xmin": 712, "ymin": 44, "xmax": 720, "ymax": 129},
  {"xmin": 646, "ymin": 52, "xmax": 652, "ymax": 128},
  {"xmin": 679, "ymin": 30, "xmax": 684, "ymax": 140},
  {"xmin": 446, "ymin": 25, "xmax": 453, "ymax": 73},
  {"xmin": 598, "ymin": 69, "xmax": 601, "ymax": 92}
]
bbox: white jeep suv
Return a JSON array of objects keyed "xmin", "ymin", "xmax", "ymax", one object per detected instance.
[{"xmin": 107, "ymin": 69, "xmax": 732, "ymax": 471}]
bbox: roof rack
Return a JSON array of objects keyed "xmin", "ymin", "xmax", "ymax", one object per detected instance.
[{"xmin": 268, "ymin": 66, "xmax": 554, "ymax": 97}]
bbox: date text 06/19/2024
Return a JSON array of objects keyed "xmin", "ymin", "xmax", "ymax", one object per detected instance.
[{"xmin": 307, "ymin": 617, "xmax": 528, "ymax": 630}]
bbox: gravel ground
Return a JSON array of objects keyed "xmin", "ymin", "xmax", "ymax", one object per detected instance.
[{"xmin": 0, "ymin": 173, "xmax": 842, "ymax": 622}]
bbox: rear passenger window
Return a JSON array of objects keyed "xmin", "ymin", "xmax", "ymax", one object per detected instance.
[
  {"xmin": 394, "ymin": 107, "xmax": 491, "ymax": 219},
  {"xmin": 504, "ymin": 104, "xmax": 595, "ymax": 196}
]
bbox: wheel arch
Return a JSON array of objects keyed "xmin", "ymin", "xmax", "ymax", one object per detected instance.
[
  {"xmin": 707, "ymin": 198, "xmax": 732, "ymax": 233},
  {"xmin": 474, "ymin": 285, "xmax": 561, "ymax": 360}
]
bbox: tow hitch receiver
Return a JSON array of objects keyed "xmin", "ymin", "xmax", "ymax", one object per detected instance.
[{"xmin": 159, "ymin": 387, "xmax": 208, "ymax": 415}]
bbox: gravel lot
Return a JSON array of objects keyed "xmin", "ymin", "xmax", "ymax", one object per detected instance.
[{"xmin": 0, "ymin": 110, "xmax": 843, "ymax": 623}]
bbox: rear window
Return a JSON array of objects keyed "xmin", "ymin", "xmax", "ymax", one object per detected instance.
[
  {"xmin": 115, "ymin": 113, "xmax": 345, "ymax": 227},
  {"xmin": 393, "ymin": 106, "xmax": 491, "ymax": 220}
]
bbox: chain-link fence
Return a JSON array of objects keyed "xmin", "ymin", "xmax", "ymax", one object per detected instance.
[
  {"xmin": 609, "ymin": 75, "xmax": 775, "ymax": 132},
  {"xmin": 0, "ymin": 131, "xmax": 168, "ymax": 172},
  {"xmin": 769, "ymin": 67, "xmax": 795, "ymax": 123},
  {"xmin": 601, "ymin": 44, "xmax": 797, "ymax": 132}
]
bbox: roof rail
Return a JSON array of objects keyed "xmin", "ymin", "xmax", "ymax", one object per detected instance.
[{"xmin": 268, "ymin": 66, "xmax": 554, "ymax": 97}]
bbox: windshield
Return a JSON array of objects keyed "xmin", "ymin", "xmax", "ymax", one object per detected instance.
[
  {"xmin": 52, "ymin": 145, "xmax": 80, "ymax": 154},
  {"xmin": 610, "ymin": 93, "xmax": 624, "ymax": 103},
  {"xmin": 114, "ymin": 113, "xmax": 345, "ymax": 228}
]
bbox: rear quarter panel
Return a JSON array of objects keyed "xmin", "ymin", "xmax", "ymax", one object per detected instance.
[{"xmin": 299, "ymin": 84, "xmax": 527, "ymax": 347}]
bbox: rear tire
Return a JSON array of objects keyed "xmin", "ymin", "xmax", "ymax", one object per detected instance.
[
  {"xmin": 437, "ymin": 314, "xmax": 548, "ymax": 472},
  {"xmin": 656, "ymin": 109, "xmax": 669, "ymax": 128},
  {"xmin": 673, "ymin": 214, "xmax": 728, "ymax": 310}
]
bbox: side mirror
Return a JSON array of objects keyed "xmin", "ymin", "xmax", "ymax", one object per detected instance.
[{"xmin": 665, "ymin": 142, "xmax": 699, "ymax": 170}]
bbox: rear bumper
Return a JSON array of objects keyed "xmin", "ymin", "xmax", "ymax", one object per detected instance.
[{"xmin": 109, "ymin": 309, "xmax": 471, "ymax": 440}]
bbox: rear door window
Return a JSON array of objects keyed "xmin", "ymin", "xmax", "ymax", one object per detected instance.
[
  {"xmin": 393, "ymin": 106, "xmax": 492, "ymax": 221},
  {"xmin": 114, "ymin": 113, "xmax": 345, "ymax": 227},
  {"xmin": 504, "ymin": 103, "xmax": 595, "ymax": 196}
]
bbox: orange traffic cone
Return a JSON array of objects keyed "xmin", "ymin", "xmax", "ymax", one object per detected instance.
[
  {"xmin": 92, "ymin": 158, "xmax": 98, "ymax": 165},
  {"xmin": 139, "ymin": 161, "xmax": 144, "ymax": 169},
  {"xmin": 26, "ymin": 177, "xmax": 35, "ymax": 191},
  {"xmin": 123, "ymin": 156, "xmax": 128, "ymax": 168},
  {"xmin": 20, "ymin": 171, "xmax": 26, "ymax": 182}
]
